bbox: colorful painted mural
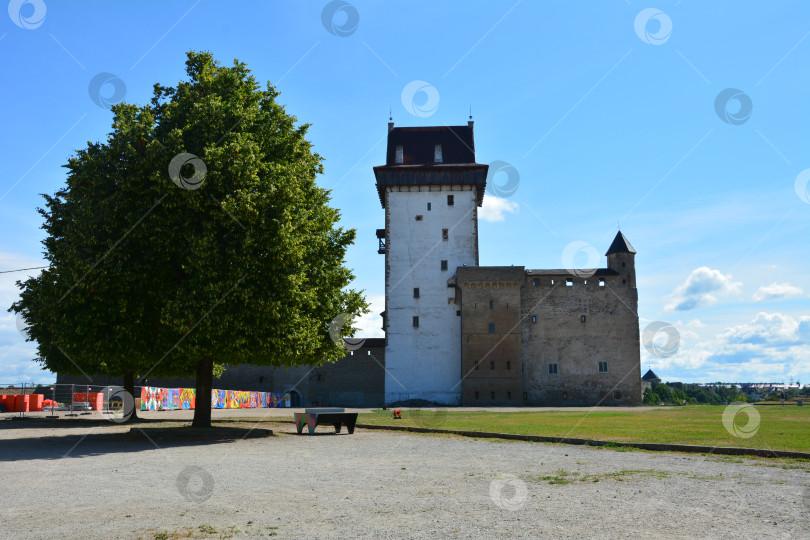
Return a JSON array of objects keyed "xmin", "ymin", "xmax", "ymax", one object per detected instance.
[{"xmin": 141, "ymin": 387, "xmax": 288, "ymax": 411}]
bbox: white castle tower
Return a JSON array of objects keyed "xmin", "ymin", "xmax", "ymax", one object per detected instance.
[{"xmin": 374, "ymin": 121, "xmax": 488, "ymax": 405}]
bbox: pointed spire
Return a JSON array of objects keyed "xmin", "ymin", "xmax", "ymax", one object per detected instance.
[{"xmin": 605, "ymin": 231, "xmax": 636, "ymax": 255}]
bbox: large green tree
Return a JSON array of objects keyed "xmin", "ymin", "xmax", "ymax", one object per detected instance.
[{"xmin": 11, "ymin": 52, "xmax": 367, "ymax": 427}]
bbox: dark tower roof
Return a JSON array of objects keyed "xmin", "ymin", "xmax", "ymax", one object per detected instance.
[
  {"xmin": 642, "ymin": 369, "xmax": 660, "ymax": 381},
  {"xmin": 373, "ymin": 123, "xmax": 489, "ymax": 208},
  {"xmin": 605, "ymin": 231, "xmax": 636, "ymax": 256}
]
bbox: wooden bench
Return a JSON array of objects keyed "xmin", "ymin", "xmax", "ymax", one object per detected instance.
[{"xmin": 294, "ymin": 408, "xmax": 358, "ymax": 435}]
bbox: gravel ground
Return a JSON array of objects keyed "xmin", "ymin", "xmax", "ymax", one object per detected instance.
[{"xmin": 1, "ymin": 413, "xmax": 808, "ymax": 539}]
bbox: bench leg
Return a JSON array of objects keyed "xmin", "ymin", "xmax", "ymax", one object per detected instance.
[
  {"xmin": 334, "ymin": 423, "xmax": 342, "ymax": 433},
  {"xmin": 307, "ymin": 413, "xmax": 318, "ymax": 435},
  {"xmin": 346, "ymin": 418, "xmax": 356, "ymax": 434}
]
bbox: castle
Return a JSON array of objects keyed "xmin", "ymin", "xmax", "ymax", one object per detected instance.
[{"xmin": 58, "ymin": 122, "xmax": 642, "ymax": 407}]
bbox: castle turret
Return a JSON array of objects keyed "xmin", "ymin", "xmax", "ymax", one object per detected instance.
[
  {"xmin": 374, "ymin": 122, "xmax": 488, "ymax": 405},
  {"xmin": 606, "ymin": 231, "xmax": 636, "ymax": 288}
]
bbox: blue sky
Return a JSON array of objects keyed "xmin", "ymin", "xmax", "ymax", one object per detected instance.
[{"xmin": 1, "ymin": 0, "xmax": 808, "ymax": 385}]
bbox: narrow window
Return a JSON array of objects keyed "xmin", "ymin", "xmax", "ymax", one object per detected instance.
[
  {"xmin": 599, "ymin": 278, "xmax": 605, "ymax": 287},
  {"xmin": 412, "ymin": 316, "xmax": 419, "ymax": 328},
  {"xmin": 350, "ymin": 351, "xmax": 353, "ymax": 356},
  {"xmin": 489, "ymin": 323, "xmax": 495, "ymax": 334},
  {"xmin": 548, "ymin": 363, "xmax": 559, "ymax": 375},
  {"xmin": 474, "ymin": 362, "xmax": 479, "ymax": 371},
  {"xmin": 551, "ymin": 279, "xmax": 555, "ymax": 285},
  {"xmin": 507, "ymin": 391, "xmax": 512, "ymax": 400},
  {"xmin": 434, "ymin": 144, "xmax": 443, "ymax": 163},
  {"xmin": 258, "ymin": 376, "xmax": 265, "ymax": 383},
  {"xmin": 599, "ymin": 361, "xmax": 608, "ymax": 373},
  {"xmin": 317, "ymin": 374, "xmax": 325, "ymax": 381},
  {"xmin": 566, "ymin": 279, "xmax": 573, "ymax": 287},
  {"xmin": 442, "ymin": 228, "xmax": 448, "ymax": 241},
  {"xmin": 614, "ymin": 390, "xmax": 622, "ymax": 400},
  {"xmin": 490, "ymin": 361, "xmax": 495, "ymax": 370},
  {"xmin": 456, "ymin": 310, "xmax": 461, "ymax": 316},
  {"xmin": 441, "ymin": 260, "xmax": 448, "ymax": 271},
  {"xmin": 427, "ymin": 202, "xmax": 431, "ymax": 211},
  {"xmin": 395, "ymin": 145, "xmax": 403, "ymax": 163},
  {"xmin": 415, "ymin": 215, "xmax": 423, "ymax": 221},
  {"xmin": 447, "ymin": 194, "xmax": 454, "ymax": 206},
  {"xmin": 413, "ymin": 287, "xmax": 420, "ymax": 298},
  {"xmin": 474, "ymin": 391, "xmax": 479, "ymax": 400},
  {"xmin": 581, "ymin": 315, "xmax": 586, "ymax": 323},
  {"xmin": 523, "ymin": 392, "xmax": 528, "ymax": 401},
  {"xmin": 490, "ymin": 391, "xmax": 495, "ymax": 399},
  {"xmin": 506, "ymin": 361, "xmax": 511, "ymax": 370},
  {"xmin": 489, "ymin": 300, "xmax": 493, "ymax": 309},
  {"xmin": 532, "ymin": 315, "xmax": 537, "ymax": 323},
  {"xmin": 533, "ymin": 278, "xmax": 540, "ymax": 286},
  {"xmin": 367, "ymin": 351, "xmax": 370, "ymax": 355}
]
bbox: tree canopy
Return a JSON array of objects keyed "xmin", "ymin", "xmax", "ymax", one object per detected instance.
[{"xmin": 10, "ymin": 51, "xmax": 367, "ymax": 426}]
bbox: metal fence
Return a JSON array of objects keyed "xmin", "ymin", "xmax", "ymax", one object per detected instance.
[{"xmin": 0, "ymin": 383, "xmax": 131, "ymax": 418}]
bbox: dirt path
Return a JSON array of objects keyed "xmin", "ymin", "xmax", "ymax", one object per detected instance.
[{"xmin": 1, "ymin": 420, "xmax": 807, "ymax": 539}]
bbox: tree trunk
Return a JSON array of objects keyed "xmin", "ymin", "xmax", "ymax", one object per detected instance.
[
  {"xmin": 192, "ymin": 356, "xmax": 214, "ymax": 428},
  {"xmin": 123, "ymin": 371, "xmax": 139, "ymax": 423}
]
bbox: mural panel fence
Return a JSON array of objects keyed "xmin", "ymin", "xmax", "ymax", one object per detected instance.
[{"xmin": 140, "ymin": 387, "xmax": 290, "ymax": 411}]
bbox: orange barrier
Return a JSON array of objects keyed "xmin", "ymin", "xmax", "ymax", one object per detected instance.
[
  {"xmin": 73, "ymin": 392, "xmax": 103, "ymax": 410},
  {"xmin": 29, "ymin": 394, "xmax": 43, "ymax": 412}
]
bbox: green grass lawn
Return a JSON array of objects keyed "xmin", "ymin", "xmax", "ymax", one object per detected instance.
[{"xmin": 357, "ymin": 406, "xmax": 810, "ymax": 453}]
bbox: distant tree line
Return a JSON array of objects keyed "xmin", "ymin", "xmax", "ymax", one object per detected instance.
[{"xmin": 642, "ymin": 382, "xmax": 810, "ymax": 405}]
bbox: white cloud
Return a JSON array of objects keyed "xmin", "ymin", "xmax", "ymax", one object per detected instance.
[
  {"xmin": 752, "ymin": 282, "xmax": 803, "ymax": 302},
  {"xmin": 354, "ymin": 294, "xmax": 385, "ymax": 339},
  {"xmin": 478, "ymin": 195, "xmax": 518, "ymax": 222},
  {"xmin": 665, "ymin": 266, "xmax": 742, "ymax": 311}
]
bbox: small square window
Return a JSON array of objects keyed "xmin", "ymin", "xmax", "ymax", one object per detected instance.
[
  {"xmin": 614, "ymin": 390, "xmax": 622, "ymax": 400},
  {"xmin": 395, "ymin": 145, "xmax": 403, "ymax": 164},
  {"xmin": 258, "ymin": 376, "xmax": 265, "ymax": 383},
  {"xmin": 415, "ymin": 215, "xmax": 423, "ymax": 221},
  {"xmin": 442, "ymin": 228, "xmax": 448, "ymax": 241},
  {"xmin": 548, "ymin": 363, "xmax": 559, "ymax": 375},
  {"xmin": 533, "ymin": 278, "xmax": 540, "ymax": 286},
  {"xmin": 489, "ymin": 323, "xmax": 495, "ymax": 334},
  {"xmin": 412, "ymin": 316, "xmax": 419, "ymax": 328},
  {"xmin": 599, "ymin": 278, "xmax": 605, "ymax": 287},
  {"xmin": 506, "ymin": 361, "xmax": 511, "ymax": 370},
  {"xmin": 490, "ymin": 391, "xmax": 495, "ymax": 399},
  {"xmin": 456, "ymin": 310, "xmax": 461, "ymax": 316},
  {"xmin": 427, "ymin": 202, "xmax": 431, "ymax": 211},
  {"xmin": 599, "ymin": 361, "xmax": 608, "ymax": 373},
  {"xmin": 447, "ymin": 194, "xmax": 454, "ymax": 206},
  {"xmin": 532, "ymin": 315, "xmax": 537, "ymax": 323},
  {"xmin": 581, "ymin": 315, "xmax": 586, "ymax": 323},
  {"xmin": 490, "ymin": 361, "xmax": 495, "ymax": 370},
  {"xmin": 434, "ymin": 144, "xmax": 443, "ymax": 163},
  {"xmin": 317, "ymin": 374, "xmax": 325, "ymax": 381},
  {"xmin": 474, "ymin": 391, "xmax": 479, "ymax": 400},
  {"xmin": 566, "ymin": 279, "xmax": 573, "ymax": 287},
  {"xmin": 507, "ymin": 391, "xmax": 512, "ymax": 400},
  {"xmin": 441, "ymin": 260, "xmax": 448, "ymax": 271},
  {"xmin": 413, "ymin": 288, "xmax": 420, "ymax": 298}
]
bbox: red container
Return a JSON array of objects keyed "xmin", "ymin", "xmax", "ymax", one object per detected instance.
[
  {"xmin": 29, "ymin": 394, "xmax": 43, "ymax": 412},
  {"xmin": 10, "ymin": 395, "xmax": 30, "ymax": 413}
]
